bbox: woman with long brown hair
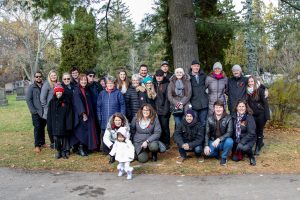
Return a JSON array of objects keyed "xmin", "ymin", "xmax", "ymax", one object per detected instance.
[
  {"xmin": 116, "ymin": 69, "xmax": 130, "ymax": 94},
  {"xmin": 247, "ymin": 75, "xmax": 270, "ymax": 155},
  {"xmin": 131, "ymin": 104, "xmax": 161, "ymax": 163}
]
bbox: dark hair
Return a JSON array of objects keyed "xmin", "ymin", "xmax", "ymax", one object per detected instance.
[
  {"xmin": 34, "ymin": 71, "xmax": 43, "ymax": 76},
  {"xmin": 116, "ymin": 69, "xmax": 130, "ymax": 90},
  {"xmin": 110, "ymin": 113, "xmax": 126, "ymax": 129},
  {"xmin": 70, "ymin": 67, "xmax": 79, "ymax": 73},
  {"xmin": 139, "ymin": 64, "xmax": 148, "ymax": 70},
  {"xmin": 85, "ymin": 69, "xmax": 95, "ymax": 76},
  {"xmin": 234, "ymin": 100, "xmax": 253, "ymax": 115},
  {"xmin": 247, "ymin": 75, "xmax": 260, "ymax": 100},
  {"xmin": 136, "ymin": 103, "xmax": 156, "ymax": 124},
  {"xmin": 213, "ymin": 100, "xmax": 225, "ymax": 108}
]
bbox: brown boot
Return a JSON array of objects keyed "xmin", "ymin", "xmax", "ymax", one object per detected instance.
[{"xmin": 34, "ymin": 147, "xmax": 41, "ymax": 153}]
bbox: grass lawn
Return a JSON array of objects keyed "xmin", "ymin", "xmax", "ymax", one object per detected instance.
[{"xmin": 0, "ymin": 94, "xmax": 300, "ymax": 175}]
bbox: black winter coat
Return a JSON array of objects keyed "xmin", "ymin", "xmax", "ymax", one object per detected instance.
[
  {"xmin": 232, "ymin": 113, "xmax": 256, "ymax": 147},
  {"xmin": 227, "ymin": 76, "xmax": 248, "ymax": 114},
  {"xmin": 247, "ymin": 86, "xmax": 270, "ymax": 121},
  {"xmin": 189, "ymin": 69, "xmax": 208, "ymax": 110},
  {"xmin": 47, "ymin": 95, "xmax": 73, "ymax": 136},
  {"xmin": 125, "ymin": 86, "xmax": 142, "ymax": 122},
  {"xmin": 61, "ymin": 83, "xmax": 74, "ymax": 103},
  {"xmin": 174, "ymin": 119, "xmax": 205, "ymax": 149},
  {"xmin": 205, "ymin": 114, "xmax": 233, "ymax": 146},
  {"xmin": 154, "ymin": 78, "xmax": 170, "ymax": 115}
]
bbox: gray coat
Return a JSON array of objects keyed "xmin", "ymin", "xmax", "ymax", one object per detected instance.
[
  {"xmin": 40, "ymin": 81, "xmax": 54, "ymax": 119},
  {"xmin": 131, "ymin": 116, "xmax": 161, "ymax": 155},
  {"xmin": 205, "ymin": 74, "xmax": 228, "ymax": 114},
  {"xmin": 26, "ymin": 82, "xmax": 43, "ymax": 118}
]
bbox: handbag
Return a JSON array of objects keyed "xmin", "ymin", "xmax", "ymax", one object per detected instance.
[
  {"xmin": 170, "ymin": 105, "xmax": 184, "ymax": 115},
  {"xmin": 158, "ymin": 141, "xmax": 167, "ymax": 153}
]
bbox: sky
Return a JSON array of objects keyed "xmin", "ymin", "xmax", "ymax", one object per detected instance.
[{"xmin": 124, "ymin": 0, "xmax": 279, "ymax": 26}]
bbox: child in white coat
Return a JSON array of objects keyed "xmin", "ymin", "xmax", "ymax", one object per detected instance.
[{"xmin": 109, "ymin": 127, "xmax": 135, "ymax": 179}]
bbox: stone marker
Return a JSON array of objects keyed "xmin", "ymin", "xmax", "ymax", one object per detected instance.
[
  {"xmin": 16, "ymin": 86, "xmax": 28, "ymax": 101},
  {"xmin": 0, "ymin": 88, "xmax": 8, "ymax": 106},
  {"xmin": 5, "ymin": 83, "xmax": 14, "ymax": 94}
]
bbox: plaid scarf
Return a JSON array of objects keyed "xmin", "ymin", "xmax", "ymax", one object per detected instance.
[{"xmin": 236, "ymin": 113, "xmax": 247, "ymax": 142}]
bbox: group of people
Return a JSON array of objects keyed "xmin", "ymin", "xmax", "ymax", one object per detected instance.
[{"xmin": 26, "ymin": 60, "xmax": 270, "ymax": 179}]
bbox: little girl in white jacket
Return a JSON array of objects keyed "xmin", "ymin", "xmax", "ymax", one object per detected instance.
[{"xmin": 109, "ymin": 127, "xmax": 135, "ymax": 179}]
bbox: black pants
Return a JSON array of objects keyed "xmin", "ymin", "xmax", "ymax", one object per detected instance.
[
  {"xmin": 158, "ymin": 114, "xmax": 171, "ymax": 146},
  {"xmin": 31, "ymin": 114, "xmax": 46, "ymax": 147},
  {"xmin": 253, "ymin": 113, "xmax": 267, "ymax": 138}
]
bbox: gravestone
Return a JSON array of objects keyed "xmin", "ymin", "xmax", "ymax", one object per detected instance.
[
  {"xmin": 5, "ymin": 83, "xmax": 14, "ymax": 94},
  {"xmin": 16, "ymin": 86, "xmax": 28, "ymax": 101},
  {"xmin": 0, "ymin": 88, "xmax": 8, "ymax": 106}
]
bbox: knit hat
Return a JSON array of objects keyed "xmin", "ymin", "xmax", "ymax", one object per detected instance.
[
  {"xmin": 213, "ymin": 62, "xmax": 223, "ymax": 70},
  {"xmin": 191, "ymin": 60, "xmax": 200, "ymax": 65},
  {"xmin": 117, "ymin": 127, "xmax": 128, "ymax": 139},
  {"xmin": 155, "ymin": 69, "xmax": 165, "ymax": 76},
  {"xmin": 232, "ymin": 64, "xmax": 242, "ymax": 71},
  {"xmin": 54, "ymin": 82, "xmax": 64, "ymax": 94},
  {"xmin": 185, "ymin": 109, "xmax": 195, "ymax": 118},
  {"xmin": 142, "ymin": 76, "xmax": 153, "ymax": 84},
  {"xmin": 161, "ymin": 61, "xmax": 169, "ymax": 66}
]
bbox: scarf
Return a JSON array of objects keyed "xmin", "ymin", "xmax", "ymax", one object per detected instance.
[
  {"xmin": 106, "ymin": 87, "xmax": 114, "ymax": 93},
  {"xmin": 175, "ymin": 79, "xmax": 184, "ymax": 97},
  {"xmin": 236, "ymin": 113, "xmax": 246, "ymax": 142},
  {"xmin": 213, "ymin": 72, "xmax": 224, "ymax": 80},
  {"xmin": 247, "ymin": 86, "xmax": 255, "ymax": 95},
  {"xmin": 139, "ymin": 118, "xmax": 151, "ymax": 129},
  {"xmin": 80, "ymin": 86, "xmax": 89, "ymax": 116}
]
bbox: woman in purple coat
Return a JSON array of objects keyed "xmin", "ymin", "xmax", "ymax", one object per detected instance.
[{"xmin": 70, "ymin": 74, "xmax": 98, "ymax": 156}]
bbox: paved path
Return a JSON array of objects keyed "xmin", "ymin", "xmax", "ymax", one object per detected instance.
[{"xmin": 0, "ymin": 168, "xmax": 299, "ymax": 200}]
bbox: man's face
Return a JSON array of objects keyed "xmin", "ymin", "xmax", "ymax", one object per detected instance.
[
  {"xmin": 87, "ymin": 74, "xmax": 95, "ymax": 83},
  {"xmin": 232, "ymin": 70, "xmax": 241, "ymax": 78},
  {"xmin": 161, "ymin": 64, "xmax": 169, "ymax": 73},
  {"xmin": 191, "ymin": 64, "xmax": 200, "ymax": 73},
  {"xmin": 214, "ymin": 105, "xmax": 224, "ymax": 116},
  {"xmin": 139, "ymin": 67, "xmax": 148, "ymax": 78},
  {"xmin": 156, "ymin": 75, "xmax": 163, "ymax": 82},
  {"xmin": 34, "ymin": 73, "xmax": 43, "ymax": 83},
  {"xmin": 71, "ymin": 70, "xmax": 79, "ymax": 79}
]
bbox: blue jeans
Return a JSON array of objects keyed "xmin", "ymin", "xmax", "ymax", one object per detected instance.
[
  {"xmin": 193, "ymin": 108, "xmax": 208, "ymax": 128},
  {"xmin": 173, "ymin": 114, "xmax": 184, "ymax": 128},
  {"xmin": 179, "ymin": 145, "xmax": 202, "ymax": 158},
  {"xmin": 207, "ymin": 138, "xmax": 233, "ymax": 159}
]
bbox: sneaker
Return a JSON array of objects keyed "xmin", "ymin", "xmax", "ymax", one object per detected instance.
[
  {"xmin": 176, "ymin": 157, "xmax": 186, "ymax": 164},
  {"xmin": 127, "ymin": 171, "xmax": 132, "ymax": 180},
  {"xmin": 118, "ymin": 169, "xmax": 124, "ymax": 177},
  {"xmin": 220, "ymin": 158, "xmax": 227, "ymax": 166}
]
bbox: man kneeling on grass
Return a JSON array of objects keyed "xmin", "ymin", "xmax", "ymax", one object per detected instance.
[
  {"xmin": 174, "ymin": 109, "xmax": 205, "ymax": 164},
  {"xmin": 204, "ymin": 100, "xmax": 233, "ymax": 166}
]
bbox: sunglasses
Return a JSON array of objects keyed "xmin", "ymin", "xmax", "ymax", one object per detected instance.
[
  {"xmin": 35, "ymin": 76, "xmax": 42, "ymax": 78},
  {"xmin": 63, "ymin": 78, "xmax": 71, "ymax": 80}
]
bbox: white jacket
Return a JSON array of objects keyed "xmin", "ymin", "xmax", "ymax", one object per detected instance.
[{"xmin": 109, "ymin": 140, "xmax": 135, "ymax": 162}]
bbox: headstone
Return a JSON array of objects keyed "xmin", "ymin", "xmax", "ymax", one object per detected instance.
[
  {"xmin": 0, "ymin": 88, "xmax": 8, "ymax": 106},
  {"xmin": 16, "ymin": 86, "xmax": 28, "ymax": 101},
  {"xmin": 5, "ymin": 83, "xmax": 14, "ymax": 94}
]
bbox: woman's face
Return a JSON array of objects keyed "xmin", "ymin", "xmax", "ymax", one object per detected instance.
[
  {"xmin": 87, "ymin": 74, "xmax": 95, "ymax": 84},
  {"xmin": 214, "ymin": 105, "xmax": 224, "ymax": 116},
  {"xmin": 132, "ymin": 79, "xmax": 140, "ymax": 87},
  {"xmin": 62, "ymin": 74, "xmax": 71, "ymax": 86},
  {"xmin": 175, "ymin": 70, "xmax": 183, "ymax": 79},
  {"xmin": 106, "ymin": 80, "xmax": 115, "ymax": 90},
  {"xmin": 248, "ymin": 77, "xmax": 255, "ymax": 87},
  {"xmin": 119, "ymin": 72, "xmax": 126, "ymax": 81},
  {"xmin": 145, "ymin": 82, "xmax": 152, "ymax": 89},
  {"xmin": 237, "ymin": 102, "xmax": 246, "ymax": 115},
  {"xmin": 114, "ymin": 117, "xmax": 122, "ymax": 127},
  {"xmin": 185, "ymin": 114, "xmax": 193, "ymax": 123},
  {"xmin": 80, "ymin": 77, "xmax": 87, "ymax": 88},
  {"xmin": 142, "ymin": 106, "xmax": 150, "ymax": 118},
  {"xmin": 213, "ymin": 68, "xmax": 222, "ymax": 75},
  {"xmin": 50, "ymin": 72, "xmax": 57, "ymax": 82}
]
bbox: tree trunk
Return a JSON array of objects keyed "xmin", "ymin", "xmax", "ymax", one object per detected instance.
[{"xmin": 168, "ymin": 0, "xmax": 199, "ymax": 72}]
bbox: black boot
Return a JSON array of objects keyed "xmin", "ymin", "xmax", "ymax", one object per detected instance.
[
  {"xmin": 55, "ymin": 150, "xmax": 62, "ymax": 159},
  {"xmin": 152, "ymin": 152, "xmax": 158, "ymax": 162},
  {"xmin": 109, "ymin": 156, "xmax": 115, "ymax": 164},
  {"xmin": 78, "ymin": 145, "xmax": 88, "ymax": 156},
  {"xmin": 62, "ymin": 150, "xmax": 69, "ymax": 159},
  {"xmin": 255, "ymin": 137, "xmax": 264, "ymax": 156},
  {"xmin": 247, "ymin": 150, "xmax": 256, "ymax": 166}
]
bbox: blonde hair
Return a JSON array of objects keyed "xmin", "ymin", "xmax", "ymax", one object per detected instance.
[
  {"xmin": 174, "ymin": 67, "xmax": 185, "ymax": 75},
  {"xmin": 47, "ymin": 69, "xmax": 58, "ymax": 88}
]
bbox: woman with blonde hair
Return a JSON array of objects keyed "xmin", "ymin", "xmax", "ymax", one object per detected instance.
[{"xmin": 40, "ymin": 69, "xmax": 58, "ymax": 147}]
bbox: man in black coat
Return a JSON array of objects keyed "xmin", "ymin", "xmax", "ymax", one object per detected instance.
[
  {"xmin": 189, "ymin": 60, "xmax": 208, "ymax": 129},
  {"xmin": 26, "ymin": 71, "xmax": 47, "ymax": 153},
  {"xmin": 160, "ymin": 61, "xmax": 173, "ymax": 82},
  {"xmin": 154, "ymin": 69, "xmax": 171, "ymax": 149}
]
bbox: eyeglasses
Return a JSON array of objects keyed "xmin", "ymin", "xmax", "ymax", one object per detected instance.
[
  {"xmin": 63, "ymin": 78, "xmax": 71, "ymax": 80},
  {"xmin": 88, "ymin": 75, "xmax": 95, "ymax": 77},
  {"xmin": 35, "ymin": 76, "xmax": 42, "ymax": 78},
  {"xmin": 142, "ymin": 109, "xmax": 150, "ymax": 112}
]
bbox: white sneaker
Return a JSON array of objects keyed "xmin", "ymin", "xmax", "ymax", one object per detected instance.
[
  {"xmin": 127, "ymin": 171, "xmax": 132, "ymax": 180},
  {"xmin": 118, "ymin": 169, "xmax": 124, "ymax": 177}
]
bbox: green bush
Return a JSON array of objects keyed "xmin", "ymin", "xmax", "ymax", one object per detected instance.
[{"xmin": 269, "ymin": 78, "xmax": 300, "ymax": 127}]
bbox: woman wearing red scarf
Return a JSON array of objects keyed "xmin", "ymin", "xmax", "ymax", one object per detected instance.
[
  {"xmin": 246, "ymin": 75, "xmax": 270, "ymax": 155},
  {"xmin": 70, "ymin": 74, "xmax": 98, "ymax": 156},
  {"xmin": 97, "ymin": 76, "xmax": 126, "ymax": 154},
  {"xmin": 205, "ymin": 62, "xmax": 228, "ymax": 114}
]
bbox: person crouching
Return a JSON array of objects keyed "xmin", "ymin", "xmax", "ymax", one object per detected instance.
[
  {"xmin": 47, "ymin": 82, "xmax": 73, "ymax": 159},
  {"xmin": 109, "ymin": 127, "xmax": 135, "ymax": 180}
]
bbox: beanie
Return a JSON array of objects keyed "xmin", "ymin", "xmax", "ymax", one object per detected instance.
[
  {"xmin": 142, "ymin": 76, "xmax": 153, "ymax": 84},
  {"xmin": 185, "ymin": 109, "xmax": 195, "ymax": 118},
  {"xmin": 232, "ymin": 64, "xmax": 242, "ymax": 71},
  {"xmin": 54, "ymin": 82, "xmax": 64, "ymax": 94},
  {"xmin": 213, "ymin": 62, "xmax": 223, "ymax": 71}
]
